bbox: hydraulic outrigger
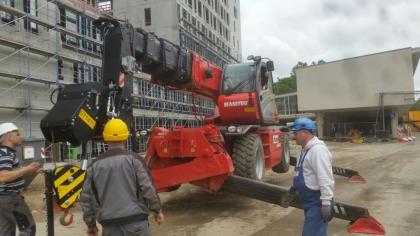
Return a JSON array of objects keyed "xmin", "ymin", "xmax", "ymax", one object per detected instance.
[
  {"xmin": 222, "ymin": 175, "xmax": 384, "ymax": 234},
  {"xmin": 290, "ymin": 156, "xmax": 366, "ymax": 183}
]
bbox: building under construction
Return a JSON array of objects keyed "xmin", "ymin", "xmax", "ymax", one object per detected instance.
[{"xmin": 0, "ymin": 0, "xmax": 236, "ymax": 157}]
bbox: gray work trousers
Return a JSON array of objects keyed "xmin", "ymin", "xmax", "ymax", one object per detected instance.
[
  {"xmin": 102, "ymin": 220, "xmax": 151, "ymax": 236},
  {"xmin": 0, "ymin": 193, "xmax": 36, "ymax": 236}
]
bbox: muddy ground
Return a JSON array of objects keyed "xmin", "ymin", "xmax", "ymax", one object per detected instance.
[{"xmin": 24, "ymin": 135, "xmax": 420, "ymax": 236}]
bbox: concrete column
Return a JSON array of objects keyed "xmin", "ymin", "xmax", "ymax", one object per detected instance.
[
  {"xmin": 390, "ymin": 110, "xmax": 398, "ymax": 139},
  {"xmin": 316, "ymin": 113, "xmax": 324, "ymax": 138},
  {"xmin": 51, "ymin": 143, "xmax": 61, "ymax": 162}
]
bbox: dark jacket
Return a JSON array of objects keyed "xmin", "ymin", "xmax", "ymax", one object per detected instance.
[{"xmin": 80, "ymin": 148, "xmax": 162, "ymax": 227}]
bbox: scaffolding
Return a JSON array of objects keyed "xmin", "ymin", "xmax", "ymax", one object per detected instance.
[
  {"xmin": 0, "ymin": 0, "xmax": 106, "ymax": 138},
  {"xmin": 0, "ymin": 0, "xmax": 215, "ymax": 155},
  {"xmin": 131, "ymin": 77, "xmax": 215, "ymax": 152}
]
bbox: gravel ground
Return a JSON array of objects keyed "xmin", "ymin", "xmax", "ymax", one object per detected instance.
[{"xmin": 23, "ymin": 135, "xmax": 420, "ymax": 236}]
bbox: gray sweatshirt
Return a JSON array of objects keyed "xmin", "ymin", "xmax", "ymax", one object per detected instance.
[{"xmin": 80, "ymin": 148, "xmax": 162, "ymax": 227}]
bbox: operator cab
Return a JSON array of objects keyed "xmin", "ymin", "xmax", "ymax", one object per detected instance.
[{"xmin": 218, "ymin": 56, "xmax": 278, "ymax": 126}]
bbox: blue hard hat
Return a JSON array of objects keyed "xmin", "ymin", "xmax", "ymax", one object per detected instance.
[{"xmin": 291, "ymin": 117, "xmax": 316, "ymax": 132}]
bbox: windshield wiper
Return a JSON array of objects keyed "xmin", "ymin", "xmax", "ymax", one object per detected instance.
[{"xmin": 228, "ymin": 77, "xmax": 254, "ymax": 94}]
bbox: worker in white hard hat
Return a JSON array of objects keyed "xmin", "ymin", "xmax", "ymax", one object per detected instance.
[
  {"xmin": 80, "ymin": 118, "xmax": 164, "ymax": 236},
  {"xmin": 0, "ymin": 122, "xmax": 42, "ymax": 236}
]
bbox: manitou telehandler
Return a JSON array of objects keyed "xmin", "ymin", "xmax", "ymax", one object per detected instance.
[{"xmin": 39, "ymin": 18, "xmax": 384, "ymax": 235}]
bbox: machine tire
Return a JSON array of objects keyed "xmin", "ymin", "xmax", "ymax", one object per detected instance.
[
  {"xmin": 232, "ymin": 133, "xmax": 265, "ymax": 180},
  {"xmin": 272, "ymin": 134, "xmax": 290, "ymax": 173}
]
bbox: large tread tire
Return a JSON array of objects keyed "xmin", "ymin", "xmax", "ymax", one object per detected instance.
[
  {"xmin": 272, "ymin": 134, "xmax": 290, "ymax": 173},
  {"xmin": 232, "ymin": 133, "xmax": 265, "ymax": 180}
]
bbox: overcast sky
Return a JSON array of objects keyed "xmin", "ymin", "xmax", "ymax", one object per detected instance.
[{"xmin": 240, "ymin": 0, "xmax": 420, "ymax": 88}]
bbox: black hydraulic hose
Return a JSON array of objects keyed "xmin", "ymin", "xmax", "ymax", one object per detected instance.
[{"xmin": 49, "ymin": 88, "xmax": 58, "ymax": 105}]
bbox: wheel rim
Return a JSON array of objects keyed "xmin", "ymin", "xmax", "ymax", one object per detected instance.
[{"xmin": 255, "ymin": 147, "xmax": 264, "ymax": 180}]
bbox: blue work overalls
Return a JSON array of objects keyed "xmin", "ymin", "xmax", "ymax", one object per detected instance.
[{"xmin": 293, "ymin": 148, "xmax": 328, "ymax": 236}]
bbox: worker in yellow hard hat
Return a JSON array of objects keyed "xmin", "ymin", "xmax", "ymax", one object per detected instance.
[{"xmin": 80, "ymin": 118, "xmax": 164, "ymax": 236}]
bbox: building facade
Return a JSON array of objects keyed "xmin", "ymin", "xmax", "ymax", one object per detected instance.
[
  {"xmin": 296, "ymin": 47, "xmax": 420, "ymax": 139},
  {"xmin": 112, "ymin": 0, "xmax": 242, "ymax": 67}
]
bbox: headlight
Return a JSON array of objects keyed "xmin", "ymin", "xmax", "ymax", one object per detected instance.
[
  {"xmin": 236, "ymin": 127, "xmax": 243, "ymax": 133},
  {"xmin": 139, "ymin": 130, "xmax": 148, "ymax": 136},
  {"xmin": 227, "ymin": 126, "xmax": 237, "ymax": 133}
]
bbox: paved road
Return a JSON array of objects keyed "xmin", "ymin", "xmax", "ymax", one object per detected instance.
[{"xmin": 28, "ymin": 136, "xmax": 420, "ymax": 235}]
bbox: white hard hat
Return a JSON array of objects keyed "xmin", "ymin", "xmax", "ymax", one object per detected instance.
[{"xmin": 0, "ymin": 122, "xmax": 19, "ymax": 136}]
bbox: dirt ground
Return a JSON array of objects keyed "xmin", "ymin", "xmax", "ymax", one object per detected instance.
[{"xmin": 24, "ymin": 134, "xmax": 420, "ymax": 236}]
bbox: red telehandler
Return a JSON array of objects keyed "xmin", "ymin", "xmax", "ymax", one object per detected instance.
[{"xmin": 39, "ymin": 18, "xmax": 384, "ymax": 235}]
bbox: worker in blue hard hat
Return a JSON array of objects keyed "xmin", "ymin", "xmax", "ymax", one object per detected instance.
[{"xmin": 291, "ymin": 117, "xmax": 334, "ymax": 236}]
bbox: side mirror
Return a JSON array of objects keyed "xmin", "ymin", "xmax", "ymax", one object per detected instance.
[
  {"xmin": 204, "ymin": 70, "xmax": 213, "ymax": 79},
  {"xmin": 267, "ymin": 60, "xmax": 275, "ymax": 72},
  {"xmin": 247, "ymin": 55, "xmax": 254, "ymax": 60}
]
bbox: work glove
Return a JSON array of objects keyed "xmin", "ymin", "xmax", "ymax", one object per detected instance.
[{"xmin": 321, "ymin": 205, "xmax": 333, "ymax": 222}]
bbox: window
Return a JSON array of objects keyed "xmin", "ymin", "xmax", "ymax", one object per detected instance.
[
  {"xmin": 73, "ymin": 63, "xmax": 100, "ymax": 83},
  {"xmin": 182, "ymin": 8, "xmax": 187, "ymax": 20},
  {"xmin": 89, "ymin": 0, "xmax": 96, "ymax": 6},
  {"xmin": 198, "ymin": 1, "xmax": 202, "ymax": 17},
  {"xmin": 144, "ymin": 8, "xmax": 151, "ymax": 26},
  {"xmin": 177, "ymin": 3, "xmax": 180, "ymax": 20},
  {"xmin": 64, "ymin": 10, "xmax": 78, "ymax": 45},
  {"xmin": 92, "ymin": 67, "xmax": 101, "ymax": 82},
  {"xmin": 85, "ymin": 18, "xmax": 92, "ymax": 38},
  {"xmin": 213, "ymin": 16, "xmax": 217, "ymax": 30},
  {"xmin": 0, "ymin": 0, "xmax": 15, "ymax": 24},
  {"xmin": 80, "ymin": 15, "xmax": 86, "ymax": 35},
  {"xmin": 92, "ymin": 23, "xmax": 96, "ymax": 39},
  {"xmin": 234, "ymin": 6, "xmax": 237, "ymax": 18},
  {"xmin": 23, "ymin": 0, "xmax": 38, "ymax": 33},
  {"xmin": 192, "ymin": 17, "xmax": 196, "ymax": 27},
  {"xmin": 60, "ymin": 9, "xmax": 101, "ymax": 56},
  {"xmin": 205, "ymin": 8, "xmax": 209, "ymax": 23},
  {"xmin": 222, "ymin": 62, "xmax": 257, "ymax": 94},
  {"xmin": 73, "ymin": 64, "xmax": 78, "ymax": 83},
  {"xmin": 57, "ymin": 58, "xmax": 64, "ymax": 80}
]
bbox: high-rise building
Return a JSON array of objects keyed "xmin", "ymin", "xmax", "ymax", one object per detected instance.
[{"xmin": 112, "ymin": 0, "xmax": 242, "ymax": 67}]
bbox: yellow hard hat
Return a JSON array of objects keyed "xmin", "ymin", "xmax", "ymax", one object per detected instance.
[{"xmin": 103, "ymin": 118, "xmax": 129, "ymax": 142}]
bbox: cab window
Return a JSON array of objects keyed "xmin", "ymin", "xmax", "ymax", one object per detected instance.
[{"xmin": 222, "ymin": 62, "xmax": 256, "ymax": 94}]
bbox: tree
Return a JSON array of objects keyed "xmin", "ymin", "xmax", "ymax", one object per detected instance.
[{"xmin": 273, "ymin": 76, "xmax": 296, "ymax": 94}]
